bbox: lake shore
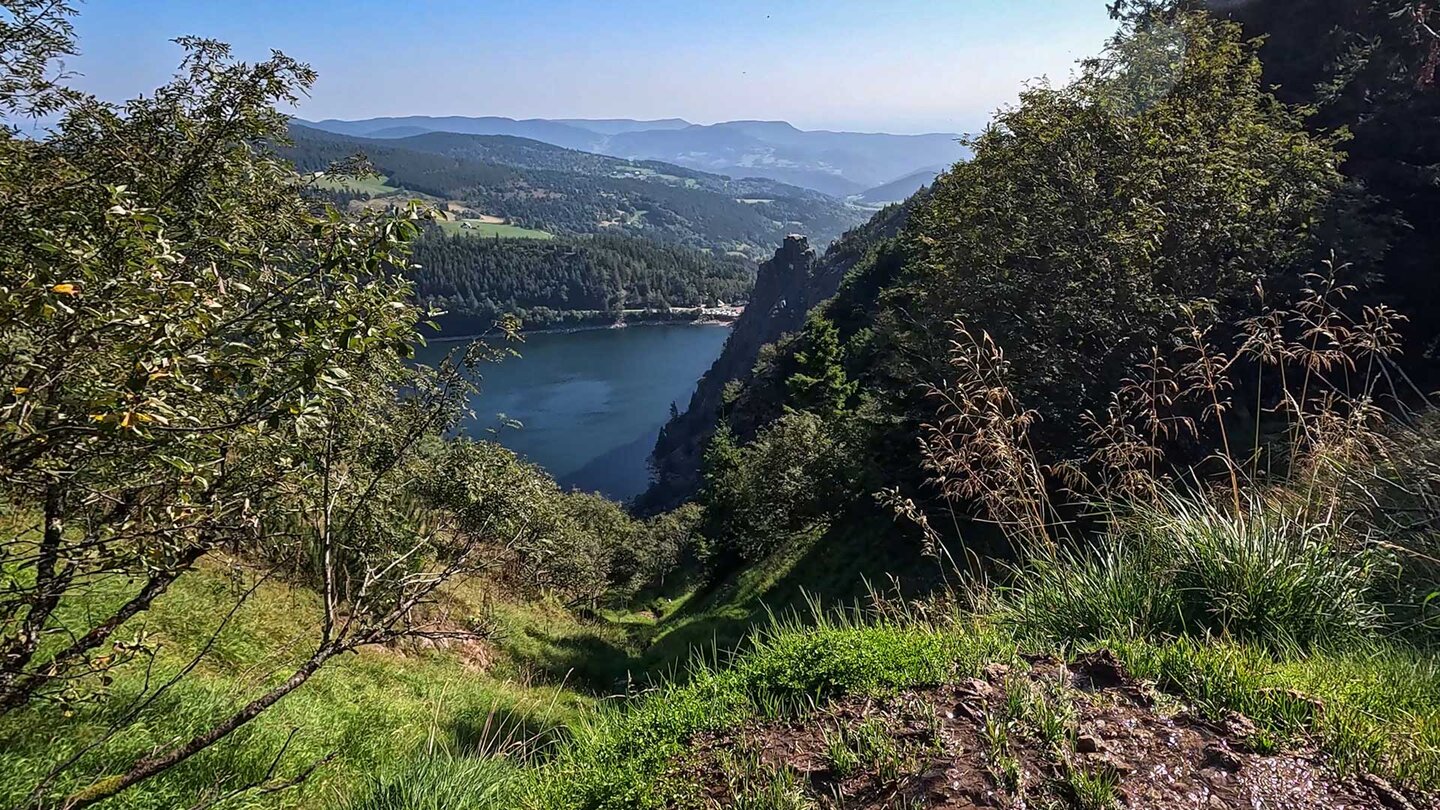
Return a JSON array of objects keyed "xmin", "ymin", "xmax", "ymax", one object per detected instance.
[{"xmin": 429, "ymin": 311, "xmax": 739, "ymax": 343}]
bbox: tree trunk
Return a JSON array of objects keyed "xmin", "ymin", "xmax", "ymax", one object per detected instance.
[{"xmin": 0, "ymin": 483, "xmax": 68, "ymax": 715}]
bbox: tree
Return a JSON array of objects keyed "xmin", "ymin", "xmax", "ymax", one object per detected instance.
[
  {"xmin": 786, "ymin": 312, "xmax": 856, "ymax": 416},
  {"xmin": 1214, "ymin": 0, "xmax": 1440, "ymax": 380},
  {"xmin": 0, "ymin": 0, "xmax": 78, "ymax": 119},
  {"xmin": 698, "ymin": 423, "xmax": 744, "ymax": 549},
  {"xmin": 682, "ymin": 12, "xmax": 1373, "ymax": 570},
  {"xmin": 0, "ymin": 9, "xmax": 533, "ymax": 807},
  {"xmin": 884, "ymin": 14, "xmax": 1353, "ymax": 457},
  {"xmin": 699, "ymin": 412, "xmax": 841, "ymax": 563}
]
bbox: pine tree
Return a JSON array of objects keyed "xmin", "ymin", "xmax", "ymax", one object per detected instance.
[{"xmin": 786, "ymin": 313, "xmax": 857, "ymax": 415}]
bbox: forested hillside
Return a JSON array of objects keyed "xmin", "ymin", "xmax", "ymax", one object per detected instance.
[
  {"xmin": 281, "ymin": 124, "xmax": 865, "ymax": 256},
  {"xmin": 299, "ymin": 115, "xmax": 968, "ymax": 197},
  {"xmin": 642, "ymin": 196, "xmax": 919, "ymax": 511},
  {"xmin": 408, "ymin": 232, "xmax": 755, "ymax": 332},
  {"xmin": 281, "ymin": 126, "xmax": 857, "ymax": 329},
  {"xmin": 5, "ymin": 2, "xmax": 1440, "ymax": 810}
]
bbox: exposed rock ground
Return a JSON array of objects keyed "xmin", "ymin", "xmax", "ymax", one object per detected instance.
[{"xmin": 664, "ymin": 652, "xmax": 1436, "ymax": 809}]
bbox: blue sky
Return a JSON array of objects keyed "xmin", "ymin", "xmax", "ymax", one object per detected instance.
[{"xmin": 66, "ymin": 1, "xmax": 1119, "ymax": 134}]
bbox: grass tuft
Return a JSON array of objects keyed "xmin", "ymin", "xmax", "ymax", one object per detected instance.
[
  {"xmin": 1064, "ymin": 762, "xmax": 1120, "ymax": 809},
  {"xmin": 1002, "ymin": 494, "xmax": 1383, "ymax": 650},
  {"xmin": 346, "ymin": 754, "xmax": 517, "ymax": 810}
]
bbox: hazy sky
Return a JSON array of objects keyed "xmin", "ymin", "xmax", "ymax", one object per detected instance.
[{"xmin": 66, "ymin": 1, "xmax": 1120, "ymax": 134}]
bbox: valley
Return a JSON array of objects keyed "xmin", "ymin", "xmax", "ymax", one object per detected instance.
[
  {"xmin": 281, "ymin": 122, "xmax": 896, "ymax": 338},
  {"xmin": 284, "ymin": 123, "xmax": 869, "ymax": 256},
  {"xmin": 4, "ymin": 3, "xmax": 1440, "ymax": 810},
  {"xmin": 298, "ymin": 115, "xmax": 971, "ymax": 198}
]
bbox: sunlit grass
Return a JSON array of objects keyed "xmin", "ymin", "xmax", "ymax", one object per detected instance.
[
  {"xmin": 435, "ymin": 219, "xmax": 553, "ymax": 240},
  {"xmin": 1000, "ymin": 494, "xmax": 1385, "ymax": 649},
  {"xmin": 0, "ymin": 562, "xmax": 591, "ymax": 810}
]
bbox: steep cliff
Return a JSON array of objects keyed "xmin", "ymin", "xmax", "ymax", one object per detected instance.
[{"xmin": 639, "ymin": 201, "xmax": 916, "ymax": 512}]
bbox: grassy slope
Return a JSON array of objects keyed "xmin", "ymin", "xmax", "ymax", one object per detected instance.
[
  {"xmin": 633, "ymin": 515, "xmax": 931, "ymax": 675},
  {"xmin": 0, "ymin": 450, "xmax": 891, "ymax": 810},
  {"xmin": 314, "ymin": 174, "xmax": 401, "ymax": 195},
  {"xmin": 461, "ymin": 491, "xmax": 1440, "ymax": 807},
  {"xmin": 435, "ymin": 219, "xmax": 554, "ymax": 240},
  {"xmin": 311, "ymin": 174, "xmax": 552, "ymax": 240},
  {"xmin": 356, "ymin": 609, "xmax": 1440, "ymax": 809},
  {"xmin": 7, "ymin": 496, "xmax": 1437, "ymax": 809},
  {"xmin": 0, "ymin": 512, "xmax": 928, "ymax": 807},
  {"xmin": 5, "ymin": 519, "xmax": 1437, "ymax": 809},
  {"xmin": 0, "ymin": 560, "xmax": 593, "ymax": 810}
]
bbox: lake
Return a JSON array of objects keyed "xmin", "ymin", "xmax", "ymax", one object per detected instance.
[{"xmin": 415, "ymin": 324, "xmax": 731, "ymax": 501}]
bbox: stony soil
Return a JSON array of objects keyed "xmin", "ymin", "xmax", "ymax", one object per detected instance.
[{"xmin": 664, "ymin": 651, "xmax": 1436, "ymax": 809}]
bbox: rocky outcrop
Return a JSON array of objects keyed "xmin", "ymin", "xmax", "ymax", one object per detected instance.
[
  {"xmin": 639, "ymin": 235, "xmax": 827, "ymax": 512},
  {"xmin": 637, "ymin": 193, "xmax": 922, "ymax": 514}
]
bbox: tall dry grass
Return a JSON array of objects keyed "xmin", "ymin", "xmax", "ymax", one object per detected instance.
[{"xmin": 889, "ymin": 260, "xmax": 1440, "ymax": 646}]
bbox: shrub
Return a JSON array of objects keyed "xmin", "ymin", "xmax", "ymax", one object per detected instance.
[
  {"xmin": 886, "ymin": 14, "xmax": 1351, "ymax": 461},
  {"xmin": 419, "ymin": 442, "xmax": 695, "ymax": 609},
  {"xmin": 701, "ymin": 411, "xmax": 843, "ymax": 563}
]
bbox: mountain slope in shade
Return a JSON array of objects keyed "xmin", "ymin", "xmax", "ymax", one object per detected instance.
[
  {"xmin": 305, "ymin": 116, "xmax": 604, "ymax": 151},
  {"xmin": 854, "ymin": 167, "xmax": 944, "ymax": 204},
  {"xmin": 296, "ymin": 116, "xmax": 968, "ymax": 196},
  {"xmin": 639, "ymin": 195, "xmax": 922, "ymax": 512}
]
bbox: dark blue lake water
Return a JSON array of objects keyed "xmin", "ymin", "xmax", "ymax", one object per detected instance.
[{"xmin": 415, "ymin": 324, "xmax": 730, "ymax": 501}]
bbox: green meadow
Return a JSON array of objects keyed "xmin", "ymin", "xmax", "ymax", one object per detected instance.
[
  {"xmin": 313, "ymin": 174, "xmax": 401, "ymax": 195},
  {"xmin": 437, "ymin": 219, "xmax": 555, "ymax": 240}
]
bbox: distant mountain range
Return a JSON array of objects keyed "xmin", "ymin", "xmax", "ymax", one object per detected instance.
[
  {"xmin": 297, "ymin": 116, "xmax": 969, "ymax": 198},
  {"xmin": 282, "ymin": 123, "xmax": 866, "ymax": 255},
  {"xmin": 855, "ymin": 167, "xmax": 945, "ymax": 205}
]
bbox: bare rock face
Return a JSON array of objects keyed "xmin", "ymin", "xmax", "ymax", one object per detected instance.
[{"xmin": 752, "ymin": 234, "xmax": 816, "ymax": 325}]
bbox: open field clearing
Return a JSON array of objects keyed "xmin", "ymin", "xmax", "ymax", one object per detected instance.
[{"xmin": 437, "ymin": 218, "xmax": 554, "ymax": 239}]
